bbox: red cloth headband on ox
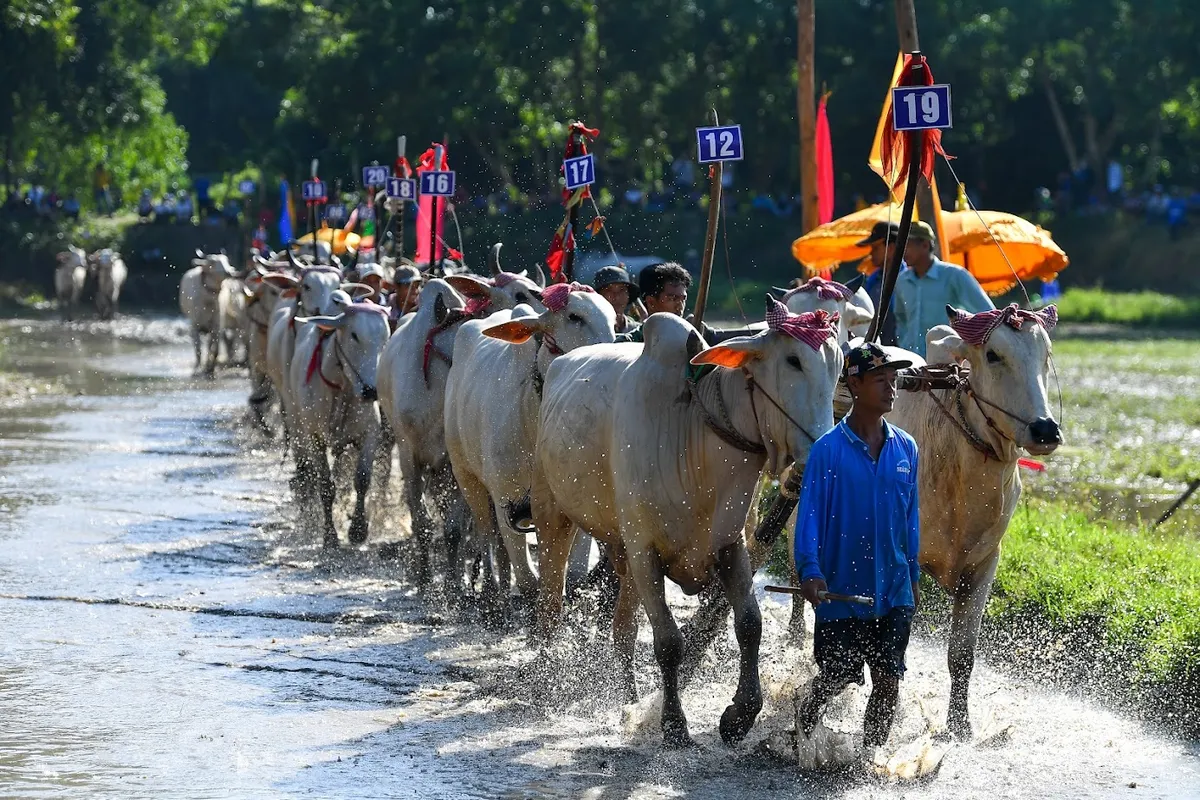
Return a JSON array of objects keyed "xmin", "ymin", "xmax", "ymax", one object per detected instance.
[
  {"xmin": 346, "ymin": 300, "xmax": 391, "ymax": 318},
  {"xmin": 463, "ymin": 297, "xmax": 492, "ymax": 317},
  {"xmin": 541, "ymin": 281, "xmax": 594, "ymax": 313},
  {"xmin": 948, "ymin": 303, "xmax": 1058, "ymax": 346},
  {"xmin": 764, "ymin": 297, "xmax": 838, "ymax": 352},
  {"xmin": 492, "ymin": 271, "xmax": 523, "ymax": 288},
  {"xmin": 781, "ymin": 276, "xmax": 853, "ymax": 303}
]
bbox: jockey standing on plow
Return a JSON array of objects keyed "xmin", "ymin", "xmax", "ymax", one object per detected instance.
[{"xmin": 795, "ymin": 341, "xmax": 920, "ymax": 748}]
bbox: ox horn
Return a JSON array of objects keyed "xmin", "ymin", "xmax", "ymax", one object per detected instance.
[
  {"xmin": 534, "ymin": 263, "xmax": 547, "ymax": 289},
  {"xmin": 285, "ymin": 244, "xmax": 302, "ymax": 271},
  {"xmin": 488, "ymin": 242, "xmax": 503, "ymax": 276}
]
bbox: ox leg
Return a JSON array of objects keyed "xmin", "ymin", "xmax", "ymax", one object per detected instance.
[
  {"xmin": 610, "ymin": 543, "xmax": 640, "ymax": 704},
  {"xmin": 714, "ymin": 542, "xmax": 764, "ymax": 745},
  {"xmin": 191, "ymin": 325, "xmax": 202, "ymax": 373},
  {"xmin": 564, "ymin": 529, "xmax": 593, "ymax": 596},
  {"xmin": 947, "ymin": 551, "xmax": 999, "ymax": 739},
  {"xmin": 204, "ymin": 330, "xmax": 220, "ymax": 377},
  {"xmin": 627, "ymin": 546, "xmax": 691, "ymax": 747},
  {"xmin": 678, "ymin": 581, "xmax": 730, "ymax": 690},
  {"xmin": 312, "ymin": 445, "xmax": 338, "ymax": 548},
  {"xmin": 530, "ymin": 503, "xmax": 576, "ymax": 640},
  {"xmin": 400, "ymin": 455, "xmax": 434, "ymax": 589},
  {"xmin": 455, "ymin": 468, "xmax": 498, "ymax": 607},
  {"xmin": 495, "ymin": 507, "xmax": 538, "ymax": 599},
  {"xmin": 348, "ymin": 433, "xmax": 377, "ymax": 545}
]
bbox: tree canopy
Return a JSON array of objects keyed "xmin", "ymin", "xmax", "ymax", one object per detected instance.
[{"xmin": 6, "ymin": 0, "xmax": 1199, "ymax": 212}]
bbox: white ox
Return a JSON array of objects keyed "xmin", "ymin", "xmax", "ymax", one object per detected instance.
[
  {"xmin": 90, "ymin": 248, "xmax": 128, "ymax": 321},
  {"xmin": 377, "ymin": 270, "xmax": 547, "ymax": 588},
  {"xmin": 781, "ymin": 277, "xmax": 873, "ymax": 343},
  {"xmin": 532, "ymin": 304, "xmax": 842, "ymax": 746},
  {"xmin": 446, "ymin": 283, "xmax": 616, "ymax": 600},
  {"xmin": 55, "ymin": 246, "xmax": 88, "ymax": 320},
  {"xmin": 888, "ymin": 302, "xmax": 1062, "ymax": 738},
  {"xmin": 290, "ymin": 296, "xmax": 392, "ymax": 546},
  {"xmin": 179, "ymin": 251, "xmax": 239, "ymax": 375},
  {"xmin": 243, "ymin": 259, "xmax": 291, "ymax": 432}
]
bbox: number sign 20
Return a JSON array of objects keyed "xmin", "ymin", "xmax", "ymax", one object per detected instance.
[
  {"xmin": 362, "ymin": 165, "xmax": 391, "ymax": 186},
  {"xmin": 563, "ymin": 154, "xmax": 595, "ymax": 191},
  {"xmin": 696, "ymin": 124, "xmax": 744, "ymax": 164},
  {"xmin": 891, "ymin": 85, "xmax": 953, "ymax": 131},
  {"xmin": 420, "ymin": 170, "xmax": 456, "ymax": 197}
]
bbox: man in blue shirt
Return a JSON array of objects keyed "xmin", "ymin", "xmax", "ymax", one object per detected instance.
[
  {"xmin": 795, "ymin": 341, "xmax": 921, "ymax": 747},
  {"xmin": 894, "ymin": 221, "xmax": 993, "ymax": 357},
  {"xmin": 858, "ymin": 222, "xmax": 903, "ymax": 347}
]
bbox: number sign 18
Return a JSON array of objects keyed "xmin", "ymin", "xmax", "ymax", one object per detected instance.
[
  {"xmin": 891, "ymin": 84, "xmax": 953, "ymax": 131},
  {"xmin": 302, "ymin": 180, "xmax": 327, "ymax": 201},
  {"xmin": 563, "ymin": 154, "xmax": 596, "ymax": 191},
  {"xmin": 386, "ymin": 177, "xmax": 417, "ymax": 200},
  {"xmin": 362, "ymin": 165, "xmax": 391, "ymax": 186},
  {"xmin": 695, "ymin": 124, "xmax": 744, "ymax": 164},
  {"xmin": 420, "ymin": 170, "xmax": 456, "ymax": 197}
]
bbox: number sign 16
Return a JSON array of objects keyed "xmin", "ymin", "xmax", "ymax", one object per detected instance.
[
  {"xmin": 386, "ymin": 177, "xmax": 417, "ymax": 200},
  {"xmin": 362, "ymin": 165, "xmax": 391, "ymax": 186},
  {"xmin": 420, "ymin": 170, "xmax": 456, "ymax": 197},
  {"xmin": 563, "ymin": 154, "xmax": 596, "ymax": 191},
  {"xmin": 696, "ymin": 124, "xmax": 744, "ymax": 164},
  {"xmin": 891, "ymin": 84, "xmax": 953, "ymax": 131}
]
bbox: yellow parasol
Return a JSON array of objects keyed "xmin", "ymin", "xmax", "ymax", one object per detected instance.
[
  {"xmin": 789, "ymin": 202, "xmax": 909, "ymax": 274},
  {"xmin": 294, "ymin": 224, "xmax": 362, "ymax": 255},
  {"xmin": 940, "ymin": 209, "xmax": 1069, "ymax": 296}
]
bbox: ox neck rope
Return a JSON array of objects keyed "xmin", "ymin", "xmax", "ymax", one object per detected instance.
[
  {"xmin": 925, "ymin": 373, "xmax": 1033, "ymax": 462},
  {"xmin": 530, "ymin": 331, "xmax": 564, "ymax": 399},
  {"xmin": 305, "ymin": 329, "xmax": 343, "ymax": 391},
  {"xmin": 422, "ymin": 309, "xmax": 468, "ymax": 388},
  {"xmin": 687, "ymin": 371, "xmax": 766, "ymax": 455},
  {"xmin": 744, "ymin": 372, "xmax": 822, "ymax": 449}
]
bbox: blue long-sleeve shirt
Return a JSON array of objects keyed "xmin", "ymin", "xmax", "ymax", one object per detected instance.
[{"xmin": 794, "ymin": 419, "xmax": 921, "ymax": 621}]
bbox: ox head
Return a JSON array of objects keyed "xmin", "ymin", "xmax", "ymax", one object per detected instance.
[
  {"xmin": 691, "ymin": 297, "xmax": 842, "ymax": 475},
  {"xmin": 929, "ymin": 303, "xmax": 1062, "ymax": 456},
  {"xmin": 192, "ymin": 250, "xmax": 238, "ymax": 292},
  {"xmin": 482, "ymin": 282, "xmax": 616, "ymax": 364},
  {"xmin": 777, "ymin": 277, "xmax": 873, "ymax": 344},
  {"xmin": 295, "ymin": 295, "xmax": 391, "ymax": 402},
  {"xmin": 57, "ymin": 246, "xmax": 87, "ymax": 271},
  {"xmin": 260, "ymin": 268, "xmax": 360, "ymax": 317},
  {"xmin": 444, "ymin": 273, "xmax": 546, "ymax": 315}
]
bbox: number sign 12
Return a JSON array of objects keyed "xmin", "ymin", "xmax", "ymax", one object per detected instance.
[
  {"xmin": 563, "ymin": 154, "xmax": 596, "ymax": 191},
  {"xmin": 362, "ymin": 165, "xmax": 391, "ymax": 186},
  {"xmin": 386, "ymin": 177, "xmax": 417, "ymax": 200},
  {"xmin": 420, "ymin": 170, "xmax": 456, "ymax": 197},
  {"xmin": 891, "ymin": 84, "xmax": 953, "ymax": 131},
  {"xmin": 696, "ymin": 124, "xmax": 744, "ymax": 164}
]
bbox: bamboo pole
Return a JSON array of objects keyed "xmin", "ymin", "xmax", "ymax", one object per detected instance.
[
  {"xmin": 797, "ymin": 0, "xmax": 818, "ymax": 235},
  {"xmin": 893, "ymin": 0, "xmax": 943, "ymax": 258},
  {"xmin": 691, "ymin": 108, "xmax": 723, "ymax": 330}
]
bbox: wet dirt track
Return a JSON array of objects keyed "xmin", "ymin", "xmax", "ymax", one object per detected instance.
[{"xmin": 0, "ymin": 316, "xmax": 1197, "ymax": 799}]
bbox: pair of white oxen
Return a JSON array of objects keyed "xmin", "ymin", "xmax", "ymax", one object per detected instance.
[
  {"xmin": 55, "ymin": 245, "xmax": 128, "ymax": 321},
  {"xmin": 235, "ymin": 250, "xmax": 1062, "ymax": 749}
]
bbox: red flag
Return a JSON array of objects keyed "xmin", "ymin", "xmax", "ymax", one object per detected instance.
[
  {"xmin": 815, "ymin": 94, "xmax": 835, "ymax": 225},
  {"xmin": 546, "ymin": 122, "xmax": 599, "ymax": 283},
  {"xmin": 416, "ymin": 145, "xmax": 449, "ymax": 264},
  {"xmin": 879, "ymin": 54, "xmax": 950, "ymax": 194}
]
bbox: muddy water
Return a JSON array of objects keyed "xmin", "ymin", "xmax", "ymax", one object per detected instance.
[{"xmin": 0, "ymin": 316, "xmax": 1197, "ymax": 799}]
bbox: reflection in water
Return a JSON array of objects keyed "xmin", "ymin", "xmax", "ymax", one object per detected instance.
[{"xmin": 0, "ymin": 315, "xmax": 1194, "ymax": 799}]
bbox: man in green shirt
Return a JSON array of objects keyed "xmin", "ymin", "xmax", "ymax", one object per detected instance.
[{"xmin": 894, "ymin": 221, "xmax": 993, "ymax": 358}]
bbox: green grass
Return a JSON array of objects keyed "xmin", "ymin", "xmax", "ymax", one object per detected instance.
[
  {"xmin": 989, "ymin": 498, "xmax": 1200, "ymax": 734},
  {"xmin": 1054, "ymin": 287, "xmax": 1200, "ymax": 328}
]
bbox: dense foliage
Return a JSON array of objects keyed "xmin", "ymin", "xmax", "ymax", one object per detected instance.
[{"xmin": 5, "ymin": 1, "xmax": 1200, "ymax": 212}]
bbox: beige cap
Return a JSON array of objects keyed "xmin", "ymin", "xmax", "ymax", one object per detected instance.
[{"xmin": 908, "ymin": 220, "xmax": 936, "ymax": 242}]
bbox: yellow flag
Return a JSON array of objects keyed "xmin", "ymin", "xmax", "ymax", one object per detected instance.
[{"xmin": 867, "ymin": 52, "xmax": 905, "ymax": 191}]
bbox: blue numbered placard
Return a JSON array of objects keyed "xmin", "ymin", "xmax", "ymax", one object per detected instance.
[
  {"xmin": 891, "ymin": 84, "xmax": 953, "ymax": 131},
  {"xmin": 359, "ymin": 205, "xmax": 375, "ymax": 220},
  {"xmin": 386, "ymin": 177, "xmax": 417, "ymax": 200},
  {"xmin": 420, "ymin": 170, "xmax": 456, "ymax": 197},
  {"xmin": 238, "ymin": 179, "xmax": 256, "ymax": 195},
  {"xmin": 696, "ymin": 125, "xmax": 744, "ymax": 164},
  {"xmin": 325, "ymin": 203, "xmax": 347, "ymax": 222},
  {"xmin": 362, "ymin": 165, "xmax": 391, "ymax": 187},
  {"xmin": 563, "ymin": 154, "xmax": 596, "ymax": 191},
  {"xmin": 302, "ymin": 180, "xmax": 327, "ymax": 201}
]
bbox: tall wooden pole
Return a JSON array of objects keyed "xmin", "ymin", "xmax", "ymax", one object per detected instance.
[
  {"xmin": 893, "ymin": 0, "xmax": 943, "ymax": 258},
  {"xmin": 692, "ymin": 108, "xmax": 723, "ymax": 330},
  {"xmin": 797, "ymin": 0, "xmax": 818, "ymax": 235},
  {"xmin": 562, "ymin": 126, "xmax": 582, "ymax": 284}
]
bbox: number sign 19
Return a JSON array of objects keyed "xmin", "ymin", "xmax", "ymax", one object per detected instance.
[
  {"xmin": 419, "ymin": 170, "xmax": 456, "ymax": 197},
  {"xmin": 302, "ymin": 180, "xmax": 327, "ymax": 201},
  {"xmin": 696, "ymin": 124, "xmax": 744, "ymax": 164},
  {"xmin": 563, "ymin": 154, "xmax": 596, "ymax": 191},
  {"xmin": 362, "ymin": 165, "xmax": 391, "ymax": 186},
  {"xmin": 386, "ymin": 177, "xmax": 417, "ymax": 200},
  {"xmin": 891, "ymin": 84, "xmax": 953, "ymax": 131}
]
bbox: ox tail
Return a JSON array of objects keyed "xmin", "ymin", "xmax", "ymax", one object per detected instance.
[{"xmin": 504, "ymin": 494, "xmax": 535, "ymax": 534}]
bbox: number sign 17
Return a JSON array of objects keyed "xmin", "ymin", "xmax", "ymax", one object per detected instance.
[
  {"xmin": 696, "ymin": 124, "xmax": 744, "ymax": 164},
  {"xmin": 420, "ymin": 170, "xmax": 456, "ymax": 197},
  {"xmin": 563, "ymin": 154, "xmax": 595, "ymax": 191},
  {"xmin": 891, "ymin": 84, "xmax": 953, "ymax": 131}
]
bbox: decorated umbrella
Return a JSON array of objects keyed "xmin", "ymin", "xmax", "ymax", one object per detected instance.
[
  {"xmin": 294, "ymin": 224, "xmax": 362, "ymax": 256},
  {"xmin": 789, "ymin": 202, "xmax": 908, "ymax": 274},
  {"xmin": 940, "ymin": 209, "xmax": 1069, "ymax": 296}
]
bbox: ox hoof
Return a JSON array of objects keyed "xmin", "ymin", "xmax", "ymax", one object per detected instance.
[
  {"xmin": 662, "ymin": 720, "xmax": 696, "ymax": 750},
  {"xmin": 947, "ymin": 714, "xmax": 972, "ymax": 741},
  {"xmin": 719, "ymin": 700, "xmax": 761, "ymax": 746},
  {"xmin": 348, "ymin": 517, "xmax": 369, "ymax": 545},
  {"xmin": 322, "ymin": 532, "xmax": 340, "ymax": 549}
]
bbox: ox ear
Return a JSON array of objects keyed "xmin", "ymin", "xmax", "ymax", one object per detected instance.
[
  {"xmin": 483, "ymin": 317, "xmax": 542, "ymax": 344},
  {"xmin": 689, "ymin": 336, "xmax": 763, "ymax": 369},
  {"xmin": 926, "ymin": 324, "xmax": 969, "ymax": 365},
  {"xmin": 445, "ymin": 274, "xmax": 491, "ymax": 300},
  {"xmin": 262, "ymin": 273, "xmax": 299, "ymax": 290},
  {"xmin": 341, "ymin": 282, "xmax": 374, "ymax": 300},
  {"xmin": 433, "ymin": 292, "xmax": 451, "ymax": 325},
  {"xmin": 843, "ymin": 303, "xmax": 874, "ymax": 327},
  {"xmin": 295, "ymin": 313, "xmax": 346, "ymax": 332}
]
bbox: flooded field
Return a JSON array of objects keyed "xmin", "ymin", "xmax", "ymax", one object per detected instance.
[{"xmin": 0, "ymin": 316, "xmax": 1196, "ymax": 798}]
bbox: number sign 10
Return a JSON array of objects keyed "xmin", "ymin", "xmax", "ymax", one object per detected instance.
[
  {"xmin": 696, "ymin": 124, "xmax": 744, "ymax": 164},
  {"xmin": 420, "ymin": 170, "xmax": 456, "ymax": 197},
  {"xmin": 563, "ymin": 154, "xmax": 595, "ymax": 191},
  {"xmin": 891, "ymin": 84, "xmax": 953, "ymax": 131}
]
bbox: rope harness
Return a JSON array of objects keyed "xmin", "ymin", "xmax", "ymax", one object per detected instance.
[
  {"xmin": 903, "ymin": 364, "xmax": 1035, "ymax": 462},
  {"xmin": 421, "ymin": 310, "xmax": 468, "ymax": 387},
  {"xmin": 304, "ymin": 330, "xmax": 343, "ymax": 391},
  {"xmin": 687, "ymin": 369, "xmax": 823, "ymax": 456}
]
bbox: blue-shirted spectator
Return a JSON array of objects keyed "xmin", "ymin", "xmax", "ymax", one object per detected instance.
[
  {"xmin": 857, "ymin": 221, "xmax": 904, "ymax": 347},
  {"xmin": 795, "ymin": 341, "xmax": 920, "ymax": 747}
]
